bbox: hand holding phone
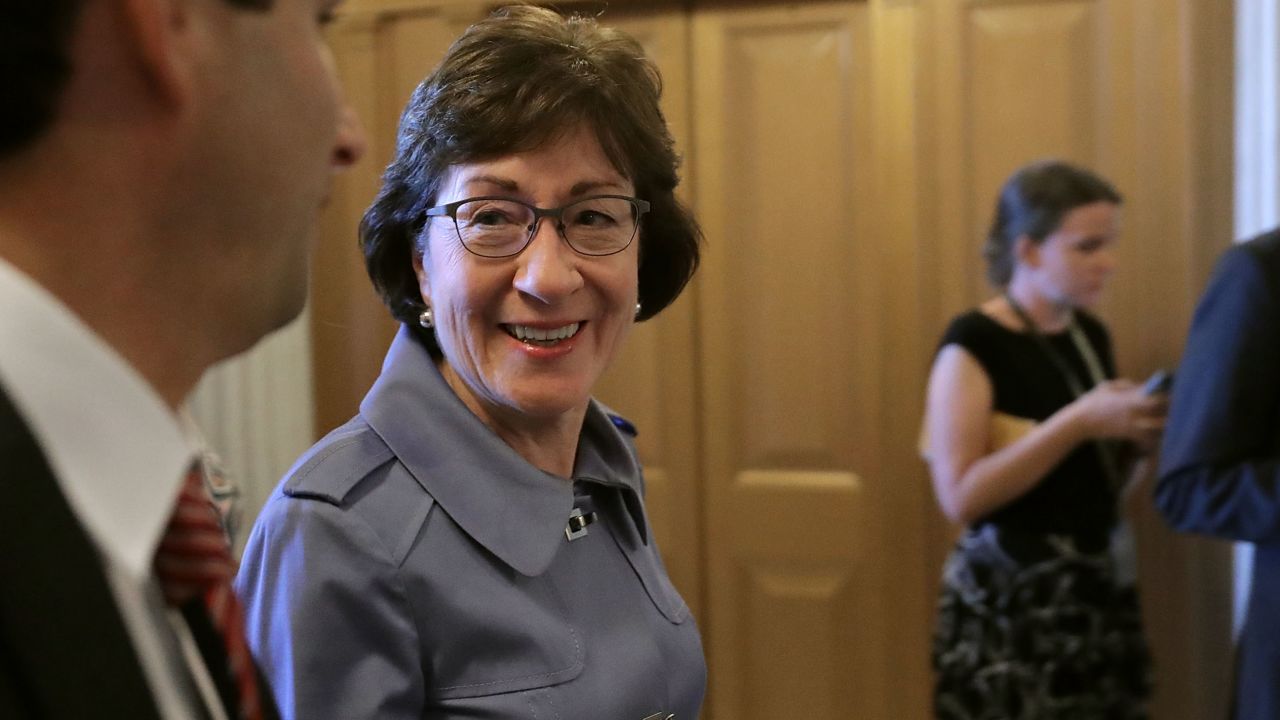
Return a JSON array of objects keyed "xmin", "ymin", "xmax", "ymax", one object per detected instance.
[{"xmin": 1142, "ymin": 369, "xmax": 1174, "ymax": 395}]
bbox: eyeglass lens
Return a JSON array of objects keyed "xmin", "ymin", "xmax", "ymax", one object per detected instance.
[{"xmin": 451, "ymin": 197, "xmax": 639, "ymax": 257}]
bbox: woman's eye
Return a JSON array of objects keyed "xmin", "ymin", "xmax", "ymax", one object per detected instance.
[
  {"xmin": 469, "ymin": 209, "xmax": 516, "ymax": 226},
  {"xmin": 573, "ymin": 210, "xmax": 617, "ymax": 227}
]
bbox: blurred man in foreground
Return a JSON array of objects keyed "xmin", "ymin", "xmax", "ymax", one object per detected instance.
[{"xmin": 0, "ymin": 1, "xmax": 365, "ymax": 717}]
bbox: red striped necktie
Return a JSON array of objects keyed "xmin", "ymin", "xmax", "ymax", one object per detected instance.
[{"xmin": 153, "ymin": 467, "xmax": 263, "ymax": 720}]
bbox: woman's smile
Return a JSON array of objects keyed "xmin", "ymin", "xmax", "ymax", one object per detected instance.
[{"xmin": 501, "ymin": 321, "xmax": 584, "ymax": 346}]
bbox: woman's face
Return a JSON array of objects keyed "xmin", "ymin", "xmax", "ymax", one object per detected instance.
[
  {"xmin": 414, "ymin": 125, "xmax": 641, "ymax": 427},
  {"xmin": 1024, "ymin": 200, "xmax": 1121, "ymax": 309}
]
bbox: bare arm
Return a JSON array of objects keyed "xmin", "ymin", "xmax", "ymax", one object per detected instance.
[
  {"xmin": 924, "ymin": 344, "xmax": 1164, "ymax": 525},
  {"xmin": 924, "ymin": 345, "xmax": 1089, "ymax": 524}
]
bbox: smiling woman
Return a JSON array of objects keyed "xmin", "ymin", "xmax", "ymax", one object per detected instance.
[
  {"xmin": 413, "ymin": 126, "xmax": 647, "ymax": 471},
  {"xmin": 233, "ymin": 6, "xmax": 705, "ymax": 720}
]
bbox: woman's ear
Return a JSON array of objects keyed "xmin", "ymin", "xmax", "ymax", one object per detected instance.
[
  {"xmin": 412, "ymin": 245, "xmax": 430, "ymax": 300},
  {"xmin": 1013, "ymin": 234, "xmax": 1039, "ymax": 269}
]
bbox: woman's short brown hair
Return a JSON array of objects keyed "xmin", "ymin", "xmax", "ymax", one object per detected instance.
[{"xmin": 360, "ymin": 5, "xmax": 701, "ymax": 335}]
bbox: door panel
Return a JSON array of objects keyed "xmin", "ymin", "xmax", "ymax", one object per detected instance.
[
  {"xmin": 692, "ymin": 5, "xmax": 912, "ymax": 718},
  {"xmin": 933, "ymin": 0, "xmax": 1110, "ymax": 310}
]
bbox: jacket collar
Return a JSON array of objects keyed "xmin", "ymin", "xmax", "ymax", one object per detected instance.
[{"xmin": 360, "ymin": 326, "xmax": 646, "ymax": 577}]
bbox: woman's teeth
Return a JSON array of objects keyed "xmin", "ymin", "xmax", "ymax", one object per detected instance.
[{"xmin": 505, "ymin": 322, "xmax": 581, "ymax": 345}]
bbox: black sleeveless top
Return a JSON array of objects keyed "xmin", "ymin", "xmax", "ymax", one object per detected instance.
[{"xmin": 939, "ymin": 309, "xmax": 1119, "ymax": 538}]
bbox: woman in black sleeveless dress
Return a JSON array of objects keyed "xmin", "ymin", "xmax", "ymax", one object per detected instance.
[{"xmin": 920, "ymin": 161, "xmax": 1168, "ymax": 719}]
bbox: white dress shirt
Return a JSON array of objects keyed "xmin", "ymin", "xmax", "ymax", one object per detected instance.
[{"xmin": 0, "ymin": 256, "xmax": 224, "ymax": 720}]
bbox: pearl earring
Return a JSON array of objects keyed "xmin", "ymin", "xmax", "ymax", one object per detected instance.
[
  {"xmin": 418, "ymin": 307, "xmax": 434, "ymax": 329},
  {"xmin": 634, "ymin": 302, "xmax": 642, "ymax": 319}
]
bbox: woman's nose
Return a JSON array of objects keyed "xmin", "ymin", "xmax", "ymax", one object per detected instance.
[{"xmin": 512, "ymin": 220, "xmax": 584, "ymax": 302}]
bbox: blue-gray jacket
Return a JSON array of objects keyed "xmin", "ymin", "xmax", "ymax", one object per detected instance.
[{"xmin": 236, "ymin": 326, "xmax": 705, "ymax": 719}]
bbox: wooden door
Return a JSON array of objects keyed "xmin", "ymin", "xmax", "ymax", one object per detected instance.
[{"xmin": 691, "ymin": 3, "xmax": 933, "ymax": 717}]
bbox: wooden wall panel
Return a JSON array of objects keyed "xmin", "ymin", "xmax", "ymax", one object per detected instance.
[
  {"xmin": 693, "ymin": 4, "xmax": 912, "ymax": 718},
  {"xmin": 866, "ymin": 2, "xmax": 935, "ymax": 716},
  {"xmin": 1118, "ymin": 1, "xmax": 1236, "ymax": 718},
  {"xmin": 964, "ymin": 0, "xmax": 1103, "ymax": 302},
  {"xmin": 739, "ymin": 566, "xmax": 861, "ymax": 718}
]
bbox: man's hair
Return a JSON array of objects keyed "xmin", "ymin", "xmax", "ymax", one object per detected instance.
[
  {"xmin": 359, "ymin": 5, "xmax": 702, "ymax": 344},
  {"xmin": 0, "ymin": 0, "xmax": 272, "ymax": 159},
  {"xmin": 983, "ymin": 159, "xmax": 1123, "ymax": 287},
  {"xmin": 0, "ymin": 1, "xmax": 84, "ymax": 158}
]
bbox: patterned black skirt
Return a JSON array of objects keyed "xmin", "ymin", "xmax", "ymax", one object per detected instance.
[{"xmin": 932, "ymin": 524, "xmax": 1152, "ymax": 720}]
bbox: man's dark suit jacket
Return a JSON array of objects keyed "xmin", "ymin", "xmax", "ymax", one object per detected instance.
[
  {"xmin": 0, "ymin": 385, "xmax": 280, "ymax": 719},
  {"xmin": 1157, "ymin": 228, "xmax": 1280, "ymax": 720},
  {"xmin": 0, "ymin": 386, "xmax": 165, "ymax": 718}
]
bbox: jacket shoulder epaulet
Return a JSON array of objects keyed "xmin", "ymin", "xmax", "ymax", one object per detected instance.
[{"xmin": 283, "ymin": 419, "xmax": 394, "ymax": 505}]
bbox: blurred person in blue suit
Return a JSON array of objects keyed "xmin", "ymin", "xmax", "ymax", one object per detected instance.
[{"xmin": 1157, "ymin": 227, "xmax": 1280, "ymax": 720}]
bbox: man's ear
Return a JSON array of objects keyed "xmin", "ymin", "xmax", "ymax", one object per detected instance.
[{"xmin": 116, "ymin": 0, "xmax": 198, "ymax": 108}]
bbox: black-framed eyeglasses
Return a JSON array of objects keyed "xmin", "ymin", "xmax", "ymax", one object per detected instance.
[{"xmin": 423, "ymin": 194, "xmax": 650, "ymax": 259}]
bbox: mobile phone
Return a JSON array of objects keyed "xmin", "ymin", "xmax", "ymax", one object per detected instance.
[{"xmin": 1143, "ymin": 369, "xmax": 1174, "ymax": 395}]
